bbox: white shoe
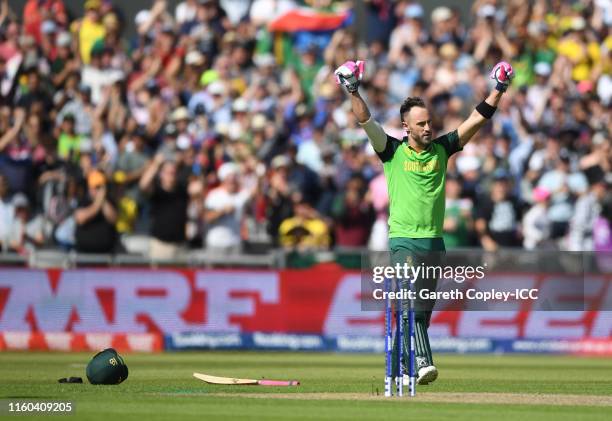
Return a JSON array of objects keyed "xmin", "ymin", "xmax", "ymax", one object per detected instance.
[{"xmin": 412, "ymin": 365, "xmax": 437, "ymax": 385}]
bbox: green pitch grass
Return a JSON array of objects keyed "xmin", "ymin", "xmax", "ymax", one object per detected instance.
[{"xmin": 0, "ymin": 352, "xmax": 611, "ymax": 420}]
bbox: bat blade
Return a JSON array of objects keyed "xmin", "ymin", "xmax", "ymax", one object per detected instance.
[
  {"xmin": 193, "ymin": 373, "xmax": 258, "ymax": 385},
  {"xmin": 193, "ymin": 373, "xmax": 300, "ymax": 386}
]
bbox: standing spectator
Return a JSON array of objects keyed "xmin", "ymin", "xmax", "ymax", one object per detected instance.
[
  {"xmin": 568, "ymin": 167, "xmax": 608, "ymax": 251},
  {"xmin": 75, "ymin": 0, "xmax": 106, "ymax": 65},
  {"xmin": 475, "ymin": 170, "xmax": 522, "ymax": 250},
  {"xmin": 265, "ymin": 156, "xmax": 293, "ymax": 246},
  {"xmin": 367, "ymin": 169, "xmax": 388, "ymax": 251},
  {"xmin": 7, "ymin": 193, "xmax": 45, "ymax": 253},
  {"xmin": 74, "ymin": 170, "xmax": 117, "ymax": 253},
  {"xmin": 56, "ymin": 114, "xmax": 82, "ymax": 162},
  {"xmin": 331, "ymin": 174, "xmax": 374, "ymax": 247},
  {"xmin": 443, "ymin": 174, "xmax": 473, "ymax": 248},
  {"xmin": 537, "ymin": 151, "xmax": 588, "ymax": 239},
  {"xmin": 278, "ymin": 192, "xmax": 330, "ymax": 251},
  {"xmin": 23, "ymin": 0, "xmax": 68, "ymax": 44},
  {"xmin": 204, "ymin": 162, "xmax": 254, "ymax": 253},
  {"xmin": 522, "ymin": 186, "xmax": 552, "ymax": 250},
  {"xmin": 139, "ymin": 154, "xmax": 189, "ymax": 260},
  {"xmin": 0, "ymin": 172, "xmax": 12, "ymax": 250}
]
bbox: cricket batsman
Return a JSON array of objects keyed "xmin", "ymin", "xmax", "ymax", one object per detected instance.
[{"xmin": 335, "ymin": 60, "xmax": 514, "ymax": 385}]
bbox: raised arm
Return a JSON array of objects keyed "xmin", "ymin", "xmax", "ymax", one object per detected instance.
[
  {"xmin": 336, "ymin": 61, "xmax": 388, "ymax": 153},
  {"xmin": 352, "ymin": 92, "xmax": 388, "ymax": 153},
  {"xmin": 457, "ymin": 61, "xmax": 514, "ymax": 148},
  {"xmin": 457, "ymin": 89, "xmax": 503, "ymax": 147}
]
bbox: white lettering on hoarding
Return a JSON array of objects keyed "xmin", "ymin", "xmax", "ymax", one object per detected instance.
[{"xmin": 195, "ymin": 271, "xmax": 279, "ymax": 332}]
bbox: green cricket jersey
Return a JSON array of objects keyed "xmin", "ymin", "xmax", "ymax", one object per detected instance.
[{"xmin": 376, "ymin": 130, "xmax": 461, "ymax": 238}]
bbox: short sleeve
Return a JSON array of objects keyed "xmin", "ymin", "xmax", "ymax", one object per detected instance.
[
  {"xmin": 376, "ymin": 135, "xmax": 402, "ymax": 163},
  {"xmin": 434, "ymin": 130, "xmax": 462, "ymax": 158}
]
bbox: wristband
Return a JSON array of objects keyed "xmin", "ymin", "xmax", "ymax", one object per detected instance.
[
  {"xmin": 476, "ymin": 101, "xmax": 496, "ymax": 119},
  {"xmin": 495, "ymin": 82, "xmax": 508, "ymax": 92}
]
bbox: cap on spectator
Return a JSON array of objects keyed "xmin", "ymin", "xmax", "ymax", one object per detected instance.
[
  {"xmin": 405, "ymin": 4, "xmax": 424, "ymax": 19},
  {"xmin": 431, "ymin": 6, "xmax": 452, "ymax": 23},
  {"xmin": 171, "ymin": 107, "xmax": 191, "ymax": 122},
  {"xmin": 227, "ymin": 121, "xmax": 244, "ymax": 141},
  {"xmin": 79, "ymin": 83, "xmax": 92, "ymax": 95},
  {"xmin": 527, "ymin": 21, "xmax": 548, "ymax": 36},
  {"xmin": 200, "ymin": 69, "xmax": 219, "ymax": 86},
  {"xmin": 478, "ymin": 4, "xmax": 496, "ymax": 18},
  {"xmin": 251, "ymin": 114, "xmax": 267, "ymax": 131},
  {"xmin": 534, "ymin": 62, "xmax": 551, "ymax": 77},
  {"xmin": 572, "ymin": 17, "xmax": 586, "ymax": 31},
  {"xmin": 592, "ymin": 132, "xmax": 606, "ymax": 146},
  {"xmin": 492, "ymin": 168, "xmax": 511, "ymax": 181},
  {"xmin": 134, "ymin": 10, "xmax": 151, "ymax": 26},
  {"xmin": 439, "ymin": 43, "xmax": 459, "ymax": 60},
  {"xmin": 185, "ymin": 50, "xmax": 205, "ymax": 66},
  {"xmin": 456, "ymin": 155, "xmax": 480, "ymax": 174},
  {"xmin": 41, "ymin": 20, "xmax": 57, "ymax": 34},
  {"xmin": 577, "ymin": 80, "xmax": 594, "ymax": 94},
  {"xmin": 253, "ymin": 53, "xmax": 275, "ymax": 67},
  {"xmin": 90, "ymin": 42, "xmax": 106, "ymax": 57},
  {"xmin": 177, "ymin": 135, "xmax": 191, "ymax": 150},
  {"xmin": 271, "ymin": 155, "xmax": 290, "ymax": 169},
  {"xmin": 532, "ymin": 187, "xmax": 551, "ymax": 202},
  {"xmin": 165, "ymin": 123, "xmax": 178, "ymax": 137},
  {"xmin": 87, "ymin": 171, "xmax": 106, "ymax": 189},
  {"xmin": 558, "ymin": 148, "xmax": 571, "ymax": 163},
  {"xmin": 80, "ymin": 138, "xmax": 94, "ymax": 154},
  {"xmin": 218, "ymin": 162, "xmax": 240, "ymax": 181},
  {"xmin": 194, "ymin": 103, "xmax": 206, "ymax": 116},
  {"xmin": 103, "ymin": 13, "xmax": 120, "ymax": 30},
  {"xmin": 85, "ymin": 0, "xmax": 101, "ymax": 10},
  {"xmin": 56, "ymin": 31, "xmax": 72, "ymax": 47},
  {"xmin": 12, "ymin": 193, "xmax": 29, "ymax": 209},
  {"xmin": 207, "ymin": 81, "xmax": 226, "ymax": 96},
  {"xmin": 232, "ymin": 98, "xmax": 248, "ymax": 113}
]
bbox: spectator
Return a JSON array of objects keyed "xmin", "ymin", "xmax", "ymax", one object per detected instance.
[
  {"xmin": 265, "ymin": 156, "xmax": 293, "ymax": 246},
  {"xmin": 522, "ymin": 187, "xmax": 553, "ymax": 250},
  {"xmin": 279, "ymin": 192, "xmax": 330, "ymax": 251},
  {"xmin": 56, "ymin": 114, "xmax": 82, "ymax": 162},
  {"xmin": 443, "ymin": 174, "xmax": 473, "ymax": 248},
  {"xmin": 537, "ymin": 150, "xmax": 588, "ymax": 239},
  {"xmin": 331, "ymin": 174, "xmax": 374, "ymax": 247},
  {"xmin": 74, "ymin": 170, "xmax": 117, "ymax": 253},
  {"xmin": 204, "ymin": 162, "xmax": 254, "ymax": 253},
  {"xmin": 139, "ymin": 155, "xmax": 189, "ymax": 260},
  {"xmin": 475, "ymin": 170, "xmax": 522, "ymax": 250},
  {"xmin": 568, "ymin": 167, "xmax": 608, "ymax": 251},
  {"xmin": 0, "ymin": 172, "xmax": 12, "ymax": 250},
  {"xmin": 75, "ymin": 0, "xmax": 106, "ymax": 65},
  {"xmin": 7, "ymin": 193, "xmax": 44, "ymax": 253},
  {"xmin": 367, "ymin": 169, "xmax": 388, "ymax": 251}
]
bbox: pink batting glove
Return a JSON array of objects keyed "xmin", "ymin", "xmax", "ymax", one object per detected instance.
[
  {"xmin": 334, "ymin": 60, "xmax": 365, "ymax": 93},
  {"xmin": 490, "ymin": 61, "xmax": 514, "ymax": 92}
]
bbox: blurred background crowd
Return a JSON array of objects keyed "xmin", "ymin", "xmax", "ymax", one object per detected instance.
[{"xmin": 0, "ymin": 0, "xmax": 610, "ymax": 259}]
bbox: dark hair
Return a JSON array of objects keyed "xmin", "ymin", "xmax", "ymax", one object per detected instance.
[{"xmin": 400, "ymin": 97, "xmax": 426, "ymax": 122}]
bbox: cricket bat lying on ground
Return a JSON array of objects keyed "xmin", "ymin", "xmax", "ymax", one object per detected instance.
[{"xmin": 193, "ymin": 372, "xmax": 300, "ymax": 386}]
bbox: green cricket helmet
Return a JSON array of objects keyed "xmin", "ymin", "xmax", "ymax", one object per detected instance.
[{"xmin": 86, "ymin": 348, "xmax": 129, "ymax": 385}]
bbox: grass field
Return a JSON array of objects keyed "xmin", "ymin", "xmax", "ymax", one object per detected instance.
[{"xmin": 1, "ymin": 352, "xmax": 611, "ymax": 420}]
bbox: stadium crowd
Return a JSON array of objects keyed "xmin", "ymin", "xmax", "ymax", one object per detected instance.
[{"xmin": 0, "ymin": 0, "xmax": 610, "ymax": 259}]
